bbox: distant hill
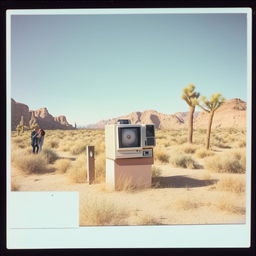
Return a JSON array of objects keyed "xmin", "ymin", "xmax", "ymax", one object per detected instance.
[
  {"xmin": 86, "ymin": 98, "xmax": 246, "ymax": 130},
  {"xmin": 11, "ymin": 98, "xmax": 75, "ymax": 130}
]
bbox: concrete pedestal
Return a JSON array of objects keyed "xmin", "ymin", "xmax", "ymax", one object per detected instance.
[{"xmin": 106, "ymin": 157, "xmax": 153, "ymax": 190}]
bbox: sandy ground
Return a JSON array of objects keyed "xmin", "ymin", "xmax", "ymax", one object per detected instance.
[{"xmin": 11, "ymin": 152, "xmax": 246, "ymax": 226}]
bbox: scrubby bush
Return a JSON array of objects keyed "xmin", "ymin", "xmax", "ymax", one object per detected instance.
[
  {"xmin": 204, "ymin": 150, "xmax": 246, "ymax": 173},
  {"xmin": 54, "ymin": 159, "xmax": 72, "ymax": 173},
  {"xmin": 171, "ymin": 154, "xmax": 199, "ymax": 169},
  {"xmin": 216, "ymin": 176, "xmax": 245, "ymax": 193},
  {"xmin": 12, "ymin": 149, "xmax": 49, "ymax": 174},
  {"xmin": 41, "ymin": 148, "xmax": 59, "ymax": 164},
  {"xmin": 95, "ymin": 152, "xmax": 106, "ymax": 183},
  {"xmin": 80, "ymin": 197, "xmax": 127, "ymax": 225},
  {"xmin": 70, "ymin": 142, "xmax": 87, "ymax": 155},
  {"xmin": 67, "ymin": 154, "xmax": 87, "ymax": 183},
  {"xmin": 46, "ymin": 140, "xmax": 59, "ymax": 149},
  {"xmin": 152, "ymin": 166, "xmax": 162, "ymax": 177},
  {"xmin": 195, "ymin": 148, "xmax": 214, "ymax": 158},
  {"xmin": 154, "ymin": 149, "xmax": 169, "ymax": 163},
  {"xmin": 180, "ymin": 143, "xmax": 198, "ymax": 154}
]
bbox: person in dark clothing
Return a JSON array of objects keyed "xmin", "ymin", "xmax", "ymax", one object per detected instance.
[
  {"xmin": 38, "ymin": 129, "xmax": 45, "ymax": 152},
  {"xmin": 31, "ymin": 127, "xmax": 40, "ymax": 154}
]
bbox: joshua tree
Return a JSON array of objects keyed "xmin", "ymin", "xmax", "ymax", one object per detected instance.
[
  {"xmin": 16, "ymin": 124, "xmax": 22, "ymax": 135},
  {"xmin": 16, "ymin": 116, "xmax": 25, "ymax": 135},
  {"xmin": 198, "ymin": 93, "xmax": 225, "ymax": 150},
  {"xmin": 29, "ymin": 116, "xmax": 39, "ymax": 130},
  {"xmin": 181, "ymin": 84, "xmax": 200, "ymax": 144}
]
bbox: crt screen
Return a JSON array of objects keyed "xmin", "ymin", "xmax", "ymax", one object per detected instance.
[{"xmin": 118, "ymin": 127, "xmax": 141, "ymax": 148}]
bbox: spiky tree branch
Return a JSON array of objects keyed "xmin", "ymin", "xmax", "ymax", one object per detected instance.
[
  {"xmin": 198, "ymin": 93, "xmax": 225, "ymax": 149},
  {"xmin": 181, "ymin": 84, "xmax": 200, "ymax": 144}
]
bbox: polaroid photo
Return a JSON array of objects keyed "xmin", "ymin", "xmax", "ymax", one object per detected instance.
[{"xmin": 6, "ymin": 8, "xmax": 252, "ymax": 249}]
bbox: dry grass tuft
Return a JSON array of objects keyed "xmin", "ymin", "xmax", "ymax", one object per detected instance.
[
  {"xmin": 152, "ymin": 165, "xmax": 162, "ymax": 177},
  {"xmin": 180, "ymin": 143, "xmax": 198, "ymax": 154},
  {"xmin": 41, "ymin": 148, "xmax": 59, "ymax": 164},
  {"xmin": 54, "ymin": 159, "xmax": 72, "ymax": 173},
  {"xmin": 171, "ymin": 153, "xmax": 199, "ymax": 169},
  {"xmin": 66, "ymin": 154, "xmax": 87, "ymax": 183},
  {"xmin": 216, "ymin": 176, "xmax": 246, "ymax": 194},
  {"xmin": 80, "ymin": 197, "xmax": 127, "ymax": 225},
  {"xmin": 204, "ymin": 149, "xmax": 246, "ymax": 173},
  {"xmin": 95, "ymin": 153, "xmax": 106, "ymax": 183},
  {"xmin": 70, "ymin": 142, "xmax": 87, "ymax": 155},
  {"xmin": 154, "ymin": 149, "xmax": 169, "ymax": 163},
  {"xmin": 12, "ymin": 149, "xmax": 49, "ymax": 174},
  {"xmin": 195, "ymin": 148, "xmax": 214, "ymax": 158}
]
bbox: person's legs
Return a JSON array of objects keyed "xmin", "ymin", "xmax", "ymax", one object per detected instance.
[
  {"xmin": 32, "ymin": 145, "xmax": 36, "ymax": 153},
  {"xmin": 35, "ymin": 145, "xmax": 39, "ymax": 154},
  {"xmin": 40, "ymin": 137, "xmax": 44, "ymax": 151}
]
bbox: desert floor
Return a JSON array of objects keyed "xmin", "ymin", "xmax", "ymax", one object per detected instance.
[
  {"xmin": 11, "ymin": 129, "xmax": 246, "ymax": 226},
  {"xmin": 11, "ymin": 131, "xmax": 246, "ymax": 226}
]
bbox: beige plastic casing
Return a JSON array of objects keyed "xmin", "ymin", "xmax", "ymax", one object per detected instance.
[{"xmin": 105, "ymin": 124, "xmax": 154, "ymax": 160}]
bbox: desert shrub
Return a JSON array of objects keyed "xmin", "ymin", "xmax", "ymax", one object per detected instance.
[
  {"xmin": 41, "ymin": 148, "xmax": 59, "ymax": 164},
  {"xmin": 155, "ymin": 149, "xmax": 169, "ymax": 163},
  {"xmin": 216, "ymin": 176, "xmax": 246, "ymax": 193},
  {"xmin": 95, "ymin": 153, "xmax": 106, "ymax": 183},
  {"xmin": 204, "ymin": 150, "xmax": 246, "ymax": 173},
  {"xmin": 171, "ymin": 154, "xmax": 199, "ymax": 169},
  {"xmin": 195, "ymin": 148, "xmax": 214, "ymax": 158},
  {"xmin": 54, "ymin": 159, "xmax": 72, "ymax": 173},
  {"xmin": 12, "ymin": 149, "xmax": 49, "ymax": 174},
  {"xmin": 58, "ymin": 141, "xmax": 74, "ymax": 152},
  {"xmin": 70, "ymin": 142, "xmax": 87, "ymax": 155},
  {"xmin": 176, "ymin": 135, "xmax": 187, "ymax": 145},
  {"xmin": 180, "ymin": 143, "xmax": 198, "ymax": 154},
  {"xmin": 46, "ymin": 140, "xmax": 59, "ymax": 149},
  {"xmin": 94, "ymin": 142, "xmax": 105, "ymax": 156},
  {"xmin": 152, "ymin": 166, "xmax": 162, "ymax": 177},
  {"xmin": 80, "ymin": 197, "xmax": 127, "ymax": 225},
  {"xmin": 67, "ymin": 154, "xmax": 87, "ymax": 183}
]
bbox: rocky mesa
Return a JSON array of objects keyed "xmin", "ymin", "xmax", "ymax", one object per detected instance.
[
  {"xmin": 11, "ymin": 98, "xmax": 74, "ymax": 130},
  {"xmin": 87, "ymin": 98, "xmax": 246, "ymax": 130}
]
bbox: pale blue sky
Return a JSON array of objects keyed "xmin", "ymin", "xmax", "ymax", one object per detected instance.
[{"xmin": 11, "ymin": 13, "xmax": 247, "ymax": 126}]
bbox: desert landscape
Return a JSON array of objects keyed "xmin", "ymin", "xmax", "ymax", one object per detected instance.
[{"xmin": 10, "ymin": 98, "xmax": 247, "ymax": 226}]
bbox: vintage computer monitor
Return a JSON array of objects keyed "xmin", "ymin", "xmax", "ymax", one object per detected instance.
[{"xmin": 105, "ymin": 120, "xmax": 155, "ymax": 160}]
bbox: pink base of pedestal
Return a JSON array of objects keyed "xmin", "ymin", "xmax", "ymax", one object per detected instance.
[{"xmin": 106, "ymin": 158, "xmax": 153, "ymax": 190}]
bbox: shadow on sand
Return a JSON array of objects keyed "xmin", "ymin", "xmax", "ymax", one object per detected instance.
[{"xmin": 152, "ymin": 175, "xmax": 218, "ymax": 189}]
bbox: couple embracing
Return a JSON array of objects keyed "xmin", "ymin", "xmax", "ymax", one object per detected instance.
[{"xmin": 31, "ymin": 127, "xmax": 45, "ymax": 154}]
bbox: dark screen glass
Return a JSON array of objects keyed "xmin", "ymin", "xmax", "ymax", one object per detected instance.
[
  {"xmin": 118, "ymin": 127, "xmax": 141, "ymax": 148},
  {"xmin": 146, "ymin": 125, "xmax": 155, "ymax": 137}
]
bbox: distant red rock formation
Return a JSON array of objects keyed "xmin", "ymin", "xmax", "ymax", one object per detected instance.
[
  {"xmin": 11, "ymin": 98, "xmax": 74, "ymax": 130},
  {"xmin": 86, "ymin": 98, "xmax": 246, "ymax": 130}
]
